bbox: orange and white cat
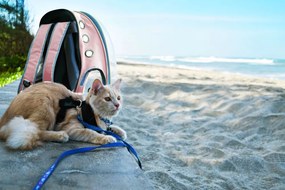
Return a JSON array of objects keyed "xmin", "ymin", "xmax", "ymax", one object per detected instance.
[{"xmin": 0, "ymin": 79, "xmax": 126, "ymax": 150}]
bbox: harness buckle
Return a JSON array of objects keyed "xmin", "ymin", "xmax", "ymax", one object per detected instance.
[{"xmin": 76, "ymin": 99, "xmax": 82, "ymax": 109}]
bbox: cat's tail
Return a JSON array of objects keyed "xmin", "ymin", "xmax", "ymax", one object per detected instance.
[{"xmin": 0, "ymin": 116, "xmax": 41, "ymax": 150}]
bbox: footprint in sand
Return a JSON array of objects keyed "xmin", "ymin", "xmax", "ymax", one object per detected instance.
[
  {"xmin": 218, "ymin": 160, "xmax": 237, "ymax": 172},
  {"xmin": 146, "ymin": 171, "xmax": 188, "ymax": 190},
  {"xmin": 264, "ymin": 153, "xmax": 285, "ymax": 163},
  {"xmin": 229, "ymin": 156, "xmax": 265, "ymax": 173}
]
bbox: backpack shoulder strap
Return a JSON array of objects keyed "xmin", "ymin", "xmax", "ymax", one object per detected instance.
[
  {"xmin": 43, "ymin": 22, "xmax": 70, "ymax": 82},
  {"xmin": 18, "ymin": 24, "xmax": 52, "ymax": 92}
]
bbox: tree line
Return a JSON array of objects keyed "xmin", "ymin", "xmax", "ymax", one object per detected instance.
[{"xmin": 0, "ymin": 0, "xmax": 33, "ymax": 72}]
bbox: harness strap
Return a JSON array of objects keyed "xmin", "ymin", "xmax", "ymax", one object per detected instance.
[
  {"xmin": 18, "ymin": 24, "xmax": 52, "ymax": 92},
  {"xmin": 81, "ymin": 101, "xmax": 97, "ymax": 126},
  {"xmin": 59, "ymin": 96, "xmax": 82, "ymax": 108},
  {"xmin": 43, "ymin": 22, "xmax": 70, "ymax": 82},
  {"xmin": 56, "ymin": 97, "xmax": 96, "ymax": 125},
  {"xmin": 56, "ymin": 96, "xmax": 82, "ymax": 124}
]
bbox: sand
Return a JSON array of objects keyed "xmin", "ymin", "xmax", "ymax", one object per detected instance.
[{"xmin": 114, "ymin": 62, "xmax": 285, "ymax": 190}]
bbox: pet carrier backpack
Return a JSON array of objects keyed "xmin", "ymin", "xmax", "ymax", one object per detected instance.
[{"xmin": 18, "ymin": 9, "xmax": 117, "ymax": 94}]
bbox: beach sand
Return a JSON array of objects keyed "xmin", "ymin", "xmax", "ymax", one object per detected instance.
[{"xmin": 115, "ymin": 62, "xmax": 285, "ymax": 190}]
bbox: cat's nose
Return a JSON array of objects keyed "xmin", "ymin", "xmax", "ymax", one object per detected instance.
[{"xmin": 114, "ymin": 104, "xmax": 120, "ymax": 109}]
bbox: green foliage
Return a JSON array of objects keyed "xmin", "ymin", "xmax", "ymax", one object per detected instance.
[
  {"xmin": 0, "ymin": 69, "xmax": 23, "ymax": 87},
  {"xmin": 0, "ymin": 27, "xmax": 33, "ymax": 57},
  {"xmin": 0, "ymin": 0, "xmax": 32, "ymax": 86},
  {"xmin": 0, "ymin": 55, "xmax": 25, "ymax": 87},
  {"xmin": 0, "ymin": 55, "xmax": 26, "ymax": 72},
  {"xmin": 0, "ymin": 0, "xmax": 33, "ymax": 71}
]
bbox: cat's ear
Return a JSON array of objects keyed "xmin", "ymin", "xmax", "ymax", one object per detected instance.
[
  {"xmin": 92, "ymin": 79, "xmax": 104, "ymax": 95},
  {"xmin": 112, "ymin": 78, "xmax": 122, "ymax": 91}
]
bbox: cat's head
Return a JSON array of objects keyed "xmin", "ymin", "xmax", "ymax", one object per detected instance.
[{"xmin": 87, "ymin": 79, "xmax": 122, "ymax": 118}]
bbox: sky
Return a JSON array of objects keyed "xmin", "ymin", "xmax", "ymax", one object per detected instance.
[{"xmin": 25, "ymin": 0, "xmax": 285, "ymax": 59}]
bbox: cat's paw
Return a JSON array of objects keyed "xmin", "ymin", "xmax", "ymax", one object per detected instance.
[
  {"xmin": 108, "ymin": 125, "xmax": 127, "ymax": 140},
  {"xmin": 58, "ymin": 131, "xmax": 69, "ymax": 142},
  {"xmin": 119, "ymin": 130, "xmax": 127, "ymax": 140},
  {"xmin": 101, "ymin": 135, "xmax": 117, "ymax": 144}
]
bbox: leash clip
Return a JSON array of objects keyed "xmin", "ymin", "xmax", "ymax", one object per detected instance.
[{"xmin": 76, "ymin": 99, "xmax": 82, "ymax": 109}]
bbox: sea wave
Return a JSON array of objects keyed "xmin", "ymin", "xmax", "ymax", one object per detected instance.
[
  {"xmin": 135, "ymin": 56, "xmax": 277, "ymax": 65},
  {"xmin": 150, "ymin": 56, "xmax": 176, "ymax": 62},
  {"xmin": 178, "ymin": 57, "xmax": 275, "ymax": 65}
]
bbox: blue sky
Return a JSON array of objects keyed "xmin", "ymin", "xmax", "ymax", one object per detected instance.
[{"xmin": 26, "ymin": 0, "xmax": 285, "ymax": 59}]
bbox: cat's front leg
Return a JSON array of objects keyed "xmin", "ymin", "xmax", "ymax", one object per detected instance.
[
  {"xmin": 69, "ymin": 127, "xmax": 116, "ymax": 145},
  {"xmin": 107, "ymin": 125, "xmax": 127, "ymax": 140},
  {"xmin": 62, "ymin": 121, "xmax": 117, "ymax": 144}
]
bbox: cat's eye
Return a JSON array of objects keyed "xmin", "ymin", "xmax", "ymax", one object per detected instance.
[
  {"xmin": 104, "ymin": 97, "xmax": 111, "ymax": 101},
  {"xmin": 117, "ymin": 96, "xmax": 121, "ymax": 100}
]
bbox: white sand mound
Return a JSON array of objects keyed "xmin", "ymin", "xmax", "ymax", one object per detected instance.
[{"xmin": 115, "ymin": 63, "xmax": 285, "ymax": 190}]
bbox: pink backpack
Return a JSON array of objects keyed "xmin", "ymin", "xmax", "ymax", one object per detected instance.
[{"xmin": 18, "ymin": 9, "xmax": 116, "ymax": 94}]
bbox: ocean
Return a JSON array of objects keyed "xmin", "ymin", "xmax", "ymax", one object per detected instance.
[{"xmin": 117, "ymin": 56, "xmax": 285, "ymax": 80}]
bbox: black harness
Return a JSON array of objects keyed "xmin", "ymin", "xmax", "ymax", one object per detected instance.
[{"xmin": 56, "ymin": 96, "xmax": 96, "ymax": 125}]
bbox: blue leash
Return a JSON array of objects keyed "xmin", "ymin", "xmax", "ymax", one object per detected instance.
[
  {"xmin": 77, "ymin": 116, "xmax": 142, "ymax": 169},
  {"xmin": 33, "ymin": 116, "xmax": 142, "ymax": 190}
]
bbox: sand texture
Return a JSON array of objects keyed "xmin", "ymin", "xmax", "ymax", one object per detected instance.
[{"xmin": 115, "ymin": 63, "xmax": 285, "ymax": 189}]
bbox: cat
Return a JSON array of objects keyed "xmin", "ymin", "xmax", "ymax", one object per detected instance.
[{"xmin": 0, "ymin": 79, "xmax": 127, "ymax": 150}]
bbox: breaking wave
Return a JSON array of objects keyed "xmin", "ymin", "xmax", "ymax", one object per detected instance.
[{"xmin": 148, "ymin": 56, "xmax": 276, "ymax": 65}]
